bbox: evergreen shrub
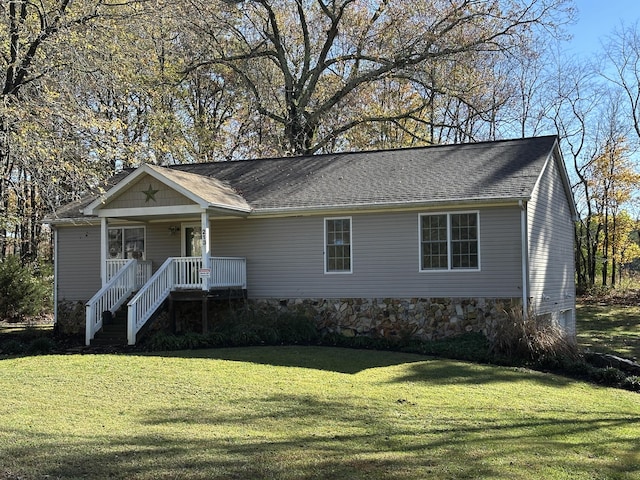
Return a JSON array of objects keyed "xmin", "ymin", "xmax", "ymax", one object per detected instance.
[{"xmin": 0, "ymin": 256, "xmax": 49, "ymax": 321}]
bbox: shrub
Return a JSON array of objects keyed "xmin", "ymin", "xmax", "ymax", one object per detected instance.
[
  {"xmin": 144, "ymin": 306, "xmax": 320, "ymax": 351},
  {"xmin": 274, "ymin": 311, "xmax": 319, "ymax": 344},
  {"xmin": 320, "ymin": 332, "xmax": 353, "ymax": 348},
  {"xmin": 419, "ymin": 332, "xmax": 492, "ymax": 362},
  {"xmin": 147, "ymin": 332, "xmax": 183, "ymax": 351},
  {"xmin": 590, "ymin": 366, "xmax": 627, "ymax": 387},
  {"xmin": 0, "ymin": 256, "xmax": 49, "ymax": 321},
  {"xmin": 1, "ymin": 339, "xmax": 26, "ymax": 355},
  {"xmin": 487, "ymin": 307, "xmax": 580, "ymax": 363},
  {"xmin": 177, "ymin": 332, "xmax": 209, "ymax": 350},
  {"xmin": 26, "ymin": 337, "xmax": 56, "ymax": 355},
  {"xmin": 621, "ymin": 376, "xmax": 640, "ymax": 392},
  {"xmin": 211, "ymin": 305, "xmax": 318, "ymax": 346}
]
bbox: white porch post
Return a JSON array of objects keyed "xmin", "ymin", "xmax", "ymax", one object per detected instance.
[
  {"xmin": 100, "ymin": 217, "xmax": 108, "ymax": 286},
  {"xmin": 201, "ymin": 211, "xmax": 211, "ymax": 291}
]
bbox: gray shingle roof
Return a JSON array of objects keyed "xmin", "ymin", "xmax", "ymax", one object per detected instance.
[{"xmin": 47, "ymin": 135, "xmax": 563, "ymax": 221}]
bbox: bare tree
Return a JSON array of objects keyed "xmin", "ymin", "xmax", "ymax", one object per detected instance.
[
  {"xmin": 601, "ymin": 21, "xmax": 640, "ymax": 141},
  {"xmin": 182, "ymin": 0, "xmax": 574, "ymax": 155}
]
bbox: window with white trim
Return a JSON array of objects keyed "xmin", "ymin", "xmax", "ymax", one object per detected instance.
[
  {"xmin": 325, "ymin": 217, "xmax": 352, "ymax": 273},
  {"xmin": 420, "ymin": 212, "xmax": 479, "ymax": 271},
  {"xmin": 108, "ymin": 226, "xmax": 145, "ymax": 260}
]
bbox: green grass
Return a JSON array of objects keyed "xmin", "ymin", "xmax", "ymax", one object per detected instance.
[
  {"xmin": 577, "ymin": 303, "xmax": 640, "ymax": 360},
  {"xmin": 1, "ymin": 346, "xmax": 638, "ymax": 479}
]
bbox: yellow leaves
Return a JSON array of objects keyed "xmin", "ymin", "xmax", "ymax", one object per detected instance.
[{"xmin": 586, "ymin": 136, "xmax": 640, "ymax": 208}]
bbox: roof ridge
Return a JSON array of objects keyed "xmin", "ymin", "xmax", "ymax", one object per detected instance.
[{"xmin": 164, "ymin": 135, "xmax": 558, "ymax": 167}]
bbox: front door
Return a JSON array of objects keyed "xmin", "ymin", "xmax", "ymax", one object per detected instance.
[
  {"xmin": 181, "ymin": 224, "xmax": 204, "ymax": 287},
  {"xmin": 183, "ymin": 224, "xmax": 203, "ymax": 257}
]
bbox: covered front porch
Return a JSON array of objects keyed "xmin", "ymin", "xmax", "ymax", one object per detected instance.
[{"xmin": 82, "ymin": 164, "xmax": 253, "ymax": 346}]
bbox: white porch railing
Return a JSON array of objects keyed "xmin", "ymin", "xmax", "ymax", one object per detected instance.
[
  {"xmin": 85, "ymin": 259, "xmax": 138, "ymax": 345},
  {"xmin": 126, "ymin": 256, "xmax": 246, "ymax": 345},
  {"xmin": 106, "ymin": 259, "xmax": 152, "ymax": 288},
  {"xmin": 210, "ymin": 257, "xmax": 247, "ymax": 288},
  {"xmin": 172, "ymin": 257, "xmax": 202, "ymax": 289}
]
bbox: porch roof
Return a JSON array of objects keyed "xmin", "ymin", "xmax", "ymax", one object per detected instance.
[{"xmin": 83, "ymin": 164, "xmax": 252, "ymax": 217}]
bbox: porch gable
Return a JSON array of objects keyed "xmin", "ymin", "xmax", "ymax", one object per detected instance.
[{"xmin": 84, "ymin": 164, "xmax": 252, "ymax": 218}]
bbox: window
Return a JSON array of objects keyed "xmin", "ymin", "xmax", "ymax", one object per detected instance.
[
  {"xmin": 108, "ymin": 226, "xmax": 145, "ymax": 260},
  {"xmin": 559, "ymin": 309, "xmax": 573, "ymax": 330},
  {"xmin": 420, "ymin": 212, "xmax": 479, "ymax": 271},
  {"xmin": 325, "ymin": 217, "xmax": 352, "ymax": 273}
]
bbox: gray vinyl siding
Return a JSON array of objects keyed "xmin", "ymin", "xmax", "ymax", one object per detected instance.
[
  {"xmin": 56, "ymin": 225, "xmax": 102, "ymax": 302},
  {"xmin": 56, "ymin": 221, "xmax": 184, "ymax": 303},
  {"xmin": 211, "ymin": 206, "xmax": 523, "ymax": 299},
  {"xmin": 527, "ymin": 154, "xmax": 576, "ymax": 333},
  {"xmin": 145, "ymin": 221, "xmax": 182, "ymax": 270}
]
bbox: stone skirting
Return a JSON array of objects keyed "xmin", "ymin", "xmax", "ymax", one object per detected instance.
[
  {"xmin": 250, "ymin": 297, "xmax": 520, "ymax": 342},
  {"xmin": 55, "ymin": 300, "xmax": 87, "ymax": 336},
  {"xmin": 55, "ymin": 296, "xmax": 521, "ymax": 342}
]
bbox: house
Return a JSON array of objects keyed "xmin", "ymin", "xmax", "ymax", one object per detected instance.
[{"xmin": 44, "ymin": 135, "xmax": 577, "ymax": 346}]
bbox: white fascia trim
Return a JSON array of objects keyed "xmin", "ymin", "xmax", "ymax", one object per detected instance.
[
  {"xmin": 43, "ymin": 217, "xmax": 101, "ymax": 226},
  {"xmin": 530, "ymin": 153, "xmax": 550, "ymax": 204},
  {"xmin": 96, "ymin": 204, "xmax": 250, "ymax": 218},
  {"xmin": 144, "ymin": 165, "xmax": 211, "ymax": 208},
  {"xmin": 85, "ymin": 165, "xmax": 152, "ymax": 214},
  {"xmin": 553, "ymin": 140, "xmax": 579, "ymax": 219},
  {"xmin": 532, "ymin": 145, "xmax": 578, "ymax": 221},
  {"xmin": 85, "ymin": 164, "xmax": 210, "ymax": 215},
  {"xmin": 96, "ymin": 205, "xmax": 204, "ymax": 217},
  {"xmin": 249, "ymin": 197, "xmax": 527, "ymax": 218},
  {"xmin": 207, "ymin": 203, "xmax": 252, "ymax": 215},
  {"xmin": 59, "ymin": 197, "xmax": 526, "ymax": 223}
]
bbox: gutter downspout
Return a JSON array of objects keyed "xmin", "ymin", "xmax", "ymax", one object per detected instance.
[{"xmin": 519, "ymin": 200, "xmax": 529, "ymax": 318}]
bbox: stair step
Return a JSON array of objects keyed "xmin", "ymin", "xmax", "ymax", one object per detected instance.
[
  {"xmin": 94, "ymin": 338, "xmax": 126, "ymax": 344},
  {"xmin": 92, "ymin": 313, "xmax": 128, "ymax": 346}
]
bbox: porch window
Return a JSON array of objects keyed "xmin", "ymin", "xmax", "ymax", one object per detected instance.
[
  {"xmin": 108, "ymin": 226, "xmax": 145, "ymax": 260},
  {"xmin": 325, "ymin": 217, "xmax": 352, "ymax": 273},
  {"xmin": 420, "ymin": 212, "xmax": 479, "ymax": 271}
]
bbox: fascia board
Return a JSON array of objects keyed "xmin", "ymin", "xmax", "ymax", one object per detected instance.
[
  {"xmin": 84, "ymin": 165, "xmax": 148, "ymax": 215},
  {"xmin": 552, "ymin": 140, "xmax": 579, "ymax": 219},
  {"xmin": 246, "ymin": 197, "xmax": 527, "ymax": 218},
  {"xmin": 95, "ymin": 205, "xmax": 204, "ymax": 217},
  {"xmin": 85, "ymin": 164, "xmax": 210, "ymax": 215},
  {"xmin": 143, "ymin": 164, "xmax": 211, "ymax": 208}
]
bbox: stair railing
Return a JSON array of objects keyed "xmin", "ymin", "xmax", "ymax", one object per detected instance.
[
  {"xmin": 127, "ymin": 257, "xmax": 176, "ymax": 345},
  {"xmin": 107, "ymin": 259, "xmax": 152, "ymax": 288},
  {"xmin": 126, "ymin": 256, "xmax": 247, "ymax": 345},
  {"xmin": 85, "ymin": 259, "xmax": 138, "ymax": 346}
]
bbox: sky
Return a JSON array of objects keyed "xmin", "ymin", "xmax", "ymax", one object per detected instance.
[{"xmin": 567, "ymin": 0, "xmax": 640, "ymax": 56}]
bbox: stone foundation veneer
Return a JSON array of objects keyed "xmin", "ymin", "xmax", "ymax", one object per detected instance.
[
  {"xmin": 55, "ymin": 296, "xmax": 521, "ymax": 343},
  {"xmin": 251, "ymin": 297, "xmax": 521, "ymax": 342}
]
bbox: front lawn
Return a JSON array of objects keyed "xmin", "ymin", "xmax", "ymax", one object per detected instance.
[
  {"xmin": 1, "ymin": 346, "xmax": 638, "ymax": 479},
  {"xmin": 577, "ymin": 302, "xmax": 640, "ymax": 360}
]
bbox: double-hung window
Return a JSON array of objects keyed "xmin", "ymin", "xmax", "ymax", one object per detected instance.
[
  {"xmin": 325, "ymin": 217, "xmax": 352, "ymax": 273},
  {"xmin": 108, "ymin": 226, "xmax": 146, "ymax": 260},
  {"xmin": 420, "ymin": 212, "xmax": 479, "ymax": 271}
]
